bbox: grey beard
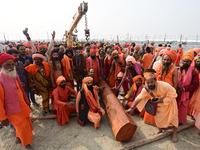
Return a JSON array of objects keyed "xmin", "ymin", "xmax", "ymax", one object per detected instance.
[{"xmin": 1, "ymin": 66, "xmax": 17, "ymax": 79}]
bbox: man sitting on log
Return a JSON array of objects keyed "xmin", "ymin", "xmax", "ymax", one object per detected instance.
[
  {"xmin": 76, "ymin": 77, "xmax": 105, "ymax": 129},
  {"xmin": 126, "ymin": 69, "xmax": 179, "ymax": 142},
  {"xmin": 52, "ymin": 76, "xmax": 77, "ymax": 126}
]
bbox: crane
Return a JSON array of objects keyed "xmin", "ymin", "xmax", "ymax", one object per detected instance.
[{"xmin": 65, "ymin": 1, "xmax": 90, "ymax": 45}]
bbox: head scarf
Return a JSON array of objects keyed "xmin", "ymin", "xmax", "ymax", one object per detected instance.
[
  {"xmin": 111, "ymin": 50, "xmax": 118, "ymax": 57},
  {"xmin": 90, "ymin": 49, "xmax": 96, "ymax": 54},
  {"xmin": 162, "ymin": 50, "xmax": 177, "ymax": 63},
  {"xmin": 134, "ymin": 45, "xmax": 140, "ymax": 50},
  {"xmin": 32, "ymin": 53, "xmax": 44, "ymax": 60},
  {"xmin": 159, "ymin": 49, "xmax": 168, "ymax": 56},
  {"xmin": 132, "ymin": 75, "xmax": 144, "ymax": 92},
  {"xmin": 126, "ymin": 55, "xmax": 136, "ymax": 64},
  {"xmin": 144, "ymin": 70, "xmax": 157, "ymax": 80},
  {"xmin": 56, "ymin": 76, "xmax": 66, "ymax": 86},
  {"xmin": 39, "ymin": 45, "xmax": 48, "ymax": 51},
  {"xmin": 82, "ymin": 77, "xmax": 93, "ymax": 85},
  {"xmin": 182, "ymin": 49, "xmax": 194, "ymax": 61},
  {"xmin": 82, "ymin": 77, "xmax": 99, "ymax": 113},
  {"xmin": 117, "ymin": 72, "xmax": 124, "ymax": 78},
  {"xmin": 194, "ymin": 48, "xmax": 200, "ymax": 55},
  {"xmin": 0, "ymin": 53, "xmax": 16, "ymax": 65}
]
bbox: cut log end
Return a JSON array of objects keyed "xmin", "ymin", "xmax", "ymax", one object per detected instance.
[{"xmin": 116, "ymin": 123, "xmax": 137, "ymax": 142}]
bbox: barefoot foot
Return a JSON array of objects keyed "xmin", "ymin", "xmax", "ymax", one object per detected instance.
[
  {"xmin": 25, "ymin": 144, "xmax": 33, "ymax": 150},
  {"xmin": 15, "ymin": 137, "xmax": 21, "ymax": 144}
]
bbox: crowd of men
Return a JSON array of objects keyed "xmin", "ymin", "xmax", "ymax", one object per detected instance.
[{"xmin": 0, "ymin": 31, "xmax": 200, "ymax": 149}]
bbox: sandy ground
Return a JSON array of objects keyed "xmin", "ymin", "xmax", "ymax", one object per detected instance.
[{"xmin": 0, "ymin": 95, "xmax": 200, "ymax": 150}]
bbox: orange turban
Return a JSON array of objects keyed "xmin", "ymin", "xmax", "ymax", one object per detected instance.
[
  {"xmin": 194, "ymin": 48, "xmax": 200, "ymax": 55},
  {"xmin": 126, "ymin": 55, "xmax": 136, "ymax": 64},
  {"xmin": 134, "ymin": 45, "xmax": 140, "ymax": 50},
  {"xmin": 111, "ymin": 50, "xmax": 118, "ymax": 56},
  {"xmin": 132, "ymin": 75, "xmax": 144, "ymax": 92},
  {"xmin": 156, "ymin": 47, "xmax": 163, "ymax": 53},
  {"xmin": 56, "ymin": 76, "xmax": 66, "ymax": 85},
  {"xmin": 39, "ymin": 45, "xmax": 48, "ymax": 50},
  {"xmin": 82, "ymin": 77, "xmax": 93, "ymax": 85},
  {"xmin": 144, "ymin": 72, "xmax": 157, "ymax": 80},
  {"xmin": 162, "ymin": 50, "xmax": 177, "ymax": 63},
  {"xmin": 132, "ymin": 75, "xmax": 144, "ymax": 83},
  {"xmin": 170, "ymin": 49, "xmax": 177, "ymax": 54},
  {"xmin": 90, "ymin": 49, "xmax": 96, "ymax": 54},
  {"xmin": 117, "ymin": 72, "xmax": 124, "ymax": 78},
  {"xmin": 182, "ymin": 49, "xmax": 194, "ymax": 61}
]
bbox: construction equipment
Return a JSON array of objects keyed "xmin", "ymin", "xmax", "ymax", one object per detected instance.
[{"xmin": 65, "ymin": 1, "xmax": 90, "ymax": 45}]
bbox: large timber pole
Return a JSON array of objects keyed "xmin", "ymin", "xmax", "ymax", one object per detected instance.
[{"xmin": 99, "ymin": 80, "xmax": 137, "ymax": 142}]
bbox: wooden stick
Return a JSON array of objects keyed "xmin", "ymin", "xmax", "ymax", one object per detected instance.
[
  {"xmin": 31, "ymin": 115, "xmax": 57, "ymax": 121},
  {"xmin": 31, "ymin": 113, "xmax": 77, "ymax": 121},
  {"xmin": 115, "ymin": 121, "xmax": 195, "ymax": 150}
]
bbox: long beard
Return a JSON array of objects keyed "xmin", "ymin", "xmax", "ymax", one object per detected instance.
[
  {"xmin": 2, "ymin": 66, "xmax": 17, "ymax": 79},
  {"xmin": 161, "ymin": 63, "xmax": 171, "ymax": 79}
]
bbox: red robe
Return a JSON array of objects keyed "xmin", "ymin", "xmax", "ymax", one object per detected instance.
[{"xmin": 52, "ymin": 86, "xmax": 77, "ymax": 126}]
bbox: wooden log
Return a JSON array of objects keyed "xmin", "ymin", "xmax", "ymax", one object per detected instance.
[
  {"xmin": 115, "ymin": 120, "xmax": 195, "ymax": 150},
  {"xmin": 99, "ymin": 80, "xmax": 137, "ymax": 142}
]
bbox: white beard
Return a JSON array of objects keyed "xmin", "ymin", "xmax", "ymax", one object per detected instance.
[{"xmin": 1, "ymin": 66, "xmax": 17, "ymax": 79}]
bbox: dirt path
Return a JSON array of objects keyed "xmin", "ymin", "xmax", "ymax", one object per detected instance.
[{"xmin": 0, "ymin": 96, "xmax": 200, "ymax": 150}]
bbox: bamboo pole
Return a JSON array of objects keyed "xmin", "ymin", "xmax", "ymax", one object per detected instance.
[{"xmin": 115, "ymin": 120, "xmax": 195, "ymax": 150}]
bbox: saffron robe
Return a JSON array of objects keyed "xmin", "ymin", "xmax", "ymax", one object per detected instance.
[
  {"xmin": 0, "ymin": 80, "xmax": 33, "ymax": 146},
  {"xmin": 136, "ymin": 81, "xmax": 179, "ymax": 128},
  {"xmin": 142, "ymin": 53, "xmax": 154, "ymax": 69},
  {"xmin": 52, "ymin": 86, "xmax": 77, "ymax": 126}
]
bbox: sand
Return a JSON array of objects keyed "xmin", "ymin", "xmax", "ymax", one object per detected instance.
[{"xmin": 0, "ymin": 95, "xmax": 200, "ymax": 150}]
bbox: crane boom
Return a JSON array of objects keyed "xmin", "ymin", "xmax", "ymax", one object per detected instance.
[{"xmin": 65, "ymin": 2, "xmax": 88, "ymax": 45}]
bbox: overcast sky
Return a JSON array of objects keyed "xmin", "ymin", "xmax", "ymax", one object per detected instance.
[{"xmin": 0, "ymin": 0, "xmax": 199, "ymax": 41}]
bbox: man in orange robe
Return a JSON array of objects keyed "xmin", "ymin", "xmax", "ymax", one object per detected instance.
[
  {"xmin": 62, "ymin": 49, "xmax": 74, "ymax": 88},
  {"xmin": 0, "ymin": 53, "xmax": 33, "ymax": 149},
  {"xmin": 107, "ymin": 50, "xmax": 125, "ymax": 88},
  {"xmin": 76, "ymin": 77, "xmax": 105, "ymax": 129},
  {"xmin": 142, "ymin": 47, "xmax": 154, "ymax": 69},
  {"xmin": 155, "ymin": 50, "xmax": 178, "ymax": 88},
  {"xmin": 126, "ymin": 69, "xmax": 179, "ymax": 142},
  {"xmin": 86, "ymin": 49, "xmax": 100, "ymax": 85},
  {"xmin": 52, "ymin": 76, "xmax": 77, "ymax": 126},
  {"xmin": 147, "ymin": 50, "xmax": 178, "ymax": 126},
  {"xmin": 175, "ymin": 44, "xmax": 183, "ymax": 66}
]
